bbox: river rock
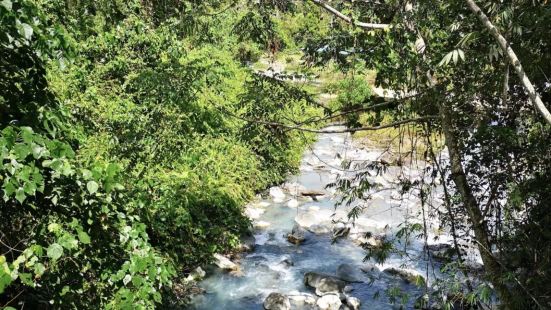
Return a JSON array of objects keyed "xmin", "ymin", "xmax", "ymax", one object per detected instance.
[
  {"xmin": 239, "ymin": 234, "xmax": 256, "ymax": 252},
  {"xmin": 287, "ymin": 223, "xmax": 306, "ymax": 245},
  {"xmin": 300, "ymin": 189, "xmax": 326, "ymax": 198},
  {"xmin": 191, "ymin": 266, "xmax": 206, "ymax": 280},
  {"xmin": 278, "ymin": 255, "xmax": 294, "ymax": 267},
  {"xmin": 308, "ymin": 205, "xmax": 320, "ymax": 211},
  {"xmin": 307, "ymin": 224, "xmax": 331, "ymax": 234},
  {"xmin": 287, "ymin": 291, "xmax": 316, "ymax": 306},
  {"xmin": 254, "ymin": 220, "xmax": 271, "ymax": 229},
  {"xmin": 213, "ymin": 254, "xmax": 239, "ymax": 271},
  {"xmin": 282, "ymin": 182, "xmax": 306, "ymax": 196},
  {"xmin": 294, "ymin": 209, "xmax": 333, "ymax": 230},
  {"xmin": 257, "ymin": 201, "xmax": 271, "ymax": 208},
  {"xmin": 332, "ymin": 223, "xmax": 351, "ymax": 239},
  {"xmin": 383, "ymin": 267, "xmax": 425, "ymax": 284},
  {"xmin": 351, "ymin": 231, "xmax": 385, "ymax": 248},
  {"xmin": 304, "ymin": 272, "xmax": 346, "ymax": 295},
  {"xmin": 185, "ymin": 266, "xmax": 206, "ymax": 282},
  {"xmin": 263, "ymin": 292, "xmax": 290, "ymax": 310},
  {"xmin": 255, "ymin": 263, "xmax": 282, "ymax": 281},
  {"xmin": 316, "ymin": 294, "xmax": 341, "ymax": 310},
  {"xmin": 269, "ymin": 186, "xmax": 286, "ymax": 202},
  {"xmin": 364, "ymin": 236, "xmax": 384, "ymax": 248},
  {"xmin": 345, "ymin": 296, "xmax": 361, "ymax": 310},
  {"xmin": 286, "ymin": 198, "xmax": 299, "ymax": 208},
  {"xmin": 360, "ymin": 262, "xmax": 382, "ymax": 279},
  {"xmin": 353, "ymin": 217, "xmax": 389, "ymax": 233},
  {"xmin": 245, "ymin": 207, "xmax": 265, "ymax": 220},
  {"xmin": 426, "ymin": 243, "xmax": 456, "ymax": 261},
  {"xmin": 336, "ymin": 263, "xmax": 364, "ymax": 282}
]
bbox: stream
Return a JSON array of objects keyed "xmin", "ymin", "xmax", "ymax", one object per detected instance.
[{"xmin": 191, "ymin": 126, "xmax": 477, "ymax": 309}]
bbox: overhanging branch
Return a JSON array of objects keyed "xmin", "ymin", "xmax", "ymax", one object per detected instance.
[
  {"xmin": 227, "ymin": 110, "xmax": 437, "ymax": 133},
  {"xmin": 465, "ymin": 0, "xmax": 551, "ymax": 125},
  {"xmin": 310, "ymin": 0, "xmax": 390, "ymax": 30}
]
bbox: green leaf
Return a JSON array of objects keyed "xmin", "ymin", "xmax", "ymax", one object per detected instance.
[
  {"xmin": 58, "ymin": 233, "xmax": 78, "ymax": 250},
  {"xmin": 123, "ymin": 274, "xmax": 132, "ymax": 286},
  {"xmin": 14, "ymin": 143, "xmax": 31, "ymax": 159},
  {"xmin": 78, "ymin": 231, "xmax": 91, "ymax": 244},
  {"xmin": 15, "ymin": 188, "xmax": 26, "ymax": 203},
  {"xmin": 438, "ymin": 51, "xmax": 453, "ymax": 67},
  {"xmin": 1, "ymin": 0, "xmax": 12, "ymax": 10},
  {"xmin": 17, "ymin": 22, "xmax": 33, "ymax": 41},
  {"xmin": 47, "ymin": 223, "xmax": 61, "ymax": 233},
  {"xmin": 3, "ymin": 180, "xmax": 16, "ymax": 197},
  {"xmin": 34, "ymin": 263, "xmax": 46, "ymax": 276},
  {"xmin": 458, "ymin": 49, "xmax": 465, "ymax": 61},
  {"xmin": 81, "ymin": 169, "xmax": 92, "ymax": 180},
  {"xmin": 60, "ymin": 285, "xmax": 70, "ymax": 296},
  {"xmin": 86, "ymin": 181, "xmax": 99, "ymax": 194},
  {"xmin": 46, "ymin": 243, "xmax": 63, "ymax": 261},
  {"xmin": 19, "ymin": 272, "xmax": 34, "ymax": 286}
]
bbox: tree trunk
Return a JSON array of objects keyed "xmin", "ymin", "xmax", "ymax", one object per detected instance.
[
  {"xmin": 438, "ymin": 101, "xmax": 514, "ymax": 307},
  {"xmin": 465, "ymin": 0, "xmax": 551, "ymax": 125}
]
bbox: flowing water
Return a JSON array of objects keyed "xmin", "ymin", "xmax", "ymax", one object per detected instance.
[{"xmin": 191, "ymin": 126, "xmax": 473, "ymax": 309}]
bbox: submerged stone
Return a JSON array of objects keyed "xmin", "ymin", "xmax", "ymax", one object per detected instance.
[{"xmin": 336, "ymin": 263, "xmax": 364, "ymax": 283}]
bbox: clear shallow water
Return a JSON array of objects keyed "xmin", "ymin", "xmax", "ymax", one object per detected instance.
[{"xmin": 191, "ymin": 127, "xmax": 448, "ymax": 310}]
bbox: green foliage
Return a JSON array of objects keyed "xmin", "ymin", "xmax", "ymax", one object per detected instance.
[
  {"xmin": 327, "ymin": 76, "xmax": 372, "ymax": 126},
  {"xmin": 239, "ymin": 75, "xmax": 320, "ymax": 182},
  {"xmin": 1, "ymin": 0, "xmax": 321, "ymax": 308}
]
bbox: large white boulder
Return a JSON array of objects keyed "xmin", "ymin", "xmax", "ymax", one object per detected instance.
[
  {"xmin": 316, "ymin": 294, "xmax": 342, "ymax": 310},
  {"xmin": 286, "ymin": 199, "xmax": 299, "ymax": 208},
  {"xmin": 281, "ymin": 182, "xmax": 306, "ymax": 196},
  {"xmin": 287, "ymin": 291, "xmax": 316, "ymax": 306},
  {"xmin": 269, "ymin": 186, "xmax": 286, "ymax": 202},
  {"xmin": 245, "ymin": 207, "xmax": 265, "ymax": 220},
  {"xmin": 254, "ymin": 221, "xmax": 271, "ymax": 229},
  {"xmin": 212, "ymin": 254, "xmax": 238, "ymax": 271},
  {"xmin": 294, "ymin": 209, "xmax": 333, "ymax": 230}
]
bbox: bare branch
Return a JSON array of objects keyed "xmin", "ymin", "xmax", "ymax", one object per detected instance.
[
  {"xmin": 465, "ymin": 0, "xmax": 551, "ymax": 125},
  {"xmin": 310, "ymin": 0, "xmax": 390, "ymax": 30}
]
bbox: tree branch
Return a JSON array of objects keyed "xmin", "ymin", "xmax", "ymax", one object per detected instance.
[
  {"xmin": 228, "ymin": 110, "xmax": 437, "ymax": 133},
  {"xmin": 310, "ymin": 0, "xmax": 390, "ymax": 30},
  {"xmin": 465, "ymin": 0, "xmax": 551, "ymax": 125}
]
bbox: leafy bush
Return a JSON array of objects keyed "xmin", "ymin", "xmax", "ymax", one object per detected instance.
[
  {"xmin": 1, "ymin": 1, "xmax": 321, "ymax": 308},
  {"xmin": 327, "ymin": 76, "xmax": 372, "ymax": 126}
]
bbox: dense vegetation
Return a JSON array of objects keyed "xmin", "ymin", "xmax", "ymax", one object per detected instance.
[
  {"xmin": 2, "ymin": 0, "xmax": 550, "ymax": 309},
  {"xmin": 0, "ymin": 0, "xmax": 321, "ymax": 308}
]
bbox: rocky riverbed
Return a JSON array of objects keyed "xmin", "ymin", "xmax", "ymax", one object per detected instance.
[{"xmin": 190, "ymin": 126, "xmax": 482, "ymax": 309}]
